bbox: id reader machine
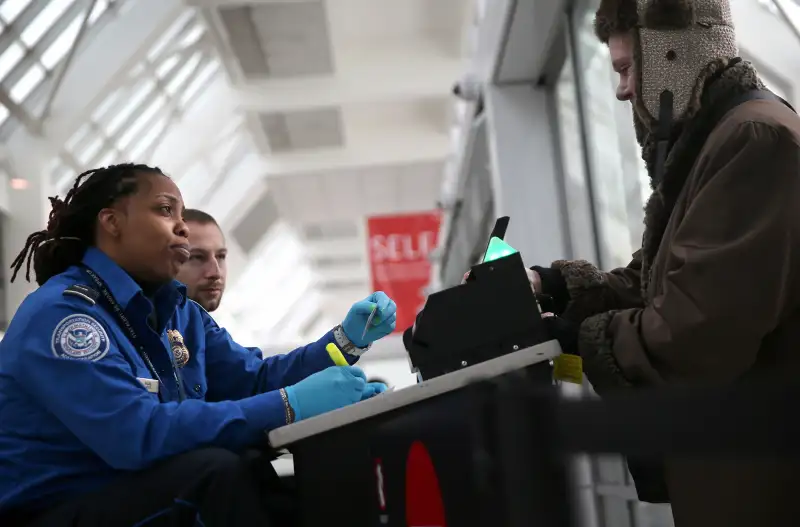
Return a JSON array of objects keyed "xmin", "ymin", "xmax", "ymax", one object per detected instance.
[{"xmin": 268, "ymin": 218, "xmax": 563, "ymax": 526}]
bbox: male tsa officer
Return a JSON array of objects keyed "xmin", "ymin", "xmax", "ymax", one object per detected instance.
[
  {"xmin": 0, "ymin": 163, "xmax": 396, "ymax": 527},
  {"xmin": 175, "ymin": 209, "xmax": 228, "ymax": 313}
]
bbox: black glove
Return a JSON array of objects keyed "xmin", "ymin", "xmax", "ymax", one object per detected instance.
[
  {"xmin": 531, "ymin": 266, "xmax": 569, "ymax": 315},
  {"xmin": 542, "ymin": 315, "xmax": 580, "ymax": 356}
]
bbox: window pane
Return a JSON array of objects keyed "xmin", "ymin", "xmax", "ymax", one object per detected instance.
[
  {"xmin": 146, "ymin": 10, "xmax": 195, "ymax": 62},
  {"xmin": 88, "ymin": 0, "xmax": 109, "ymax": 25},
  {"xmin": 0, "ymin": 104, "xmax": 9, "ymax": 126},
  {"xmin": 555, "ymin": 31, "xmax": 597, "ymax": 262},
  {"xmin": 0, "ymin": 0, "xmax": 34, "ymax": 24},
  {"xmin": 9, "ymin": 62, "xmax": 45, "ymax": 102},
  {"xmin": 571, "ymin": 1, "xmax": 643, "ymax": 268},
  {"xmin": 0, "ymin": 41, "xmax": 25, "ymax": 82},
  {"xmin": 118, "ymin": 94, "xmax": 166, "ymax": 150},
  {"xmin": 179, "ymin": 61, "xmax": 218, "ymax": 107},
  {"xmin": 91, "ymin": 90, "xmax": 121, "ymax": 122},
  {"xmin": 128, "ymin": 115, "xmax": 168, "ymax": 160},
  {"xmin": 76, "ymin": 135, "xmax": 105, "ymax": 165},
  {"xmin": 179, "ymin": 24, "xmax": 204, "ymax": 48},
  {"xmin": 166, "ymin": 52, "xmax": 201, "ymax": 95},
  {"xmin": 41, "ymin": 15, "xmax": 82, "ymax": 70},
  {"xmin": 104, "ymin": 79, "xmax": 155, "ymax": 135},
  {"xmin": 20, "ymin": 0, "xmax": 75, "ymax": 48},
  {"xmin": 95, "ymin": 149, "xmax": 116, "ymax": 168},
  {"xmin": 155, "ymin": 55, "xmax": 179, "ymax": 79},
  {"xmin": 53, "ymin": 163, "xmax": 76, "ymax": 192}
]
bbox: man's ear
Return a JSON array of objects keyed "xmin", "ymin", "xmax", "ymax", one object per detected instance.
[{"xmin": 97, "ymin": 207, "xmax": 123, "ymax": 238}]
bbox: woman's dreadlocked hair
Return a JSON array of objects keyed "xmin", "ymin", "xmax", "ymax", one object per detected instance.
[{"xmin": 10, "ymin": 163, "xmax": 165, "ymax": 286}]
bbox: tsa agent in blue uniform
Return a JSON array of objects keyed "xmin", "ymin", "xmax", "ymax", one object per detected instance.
[{"xmin": 0, "ymin": 163, "xmax": 397, "ymax": 527}]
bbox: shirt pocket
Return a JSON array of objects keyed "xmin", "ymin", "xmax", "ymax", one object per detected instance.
[{"xmin": 180, "ymin": 363, "xmax": 207, "ymax": 400}]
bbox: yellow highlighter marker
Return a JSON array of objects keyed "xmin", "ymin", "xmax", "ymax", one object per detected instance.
[{"xmin": 326, "ymin": 343, "xmax": 349, "ymax": 367}]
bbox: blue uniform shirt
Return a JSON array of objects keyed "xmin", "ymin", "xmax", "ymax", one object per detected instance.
[{"xmin": 0, "ymin": 247, "xmax": 341, "ymax": 511}]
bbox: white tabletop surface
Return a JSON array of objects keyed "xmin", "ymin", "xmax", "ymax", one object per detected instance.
[{"xmin": 268, "ymin": 340, "xmax": 561, "ymax": 448}]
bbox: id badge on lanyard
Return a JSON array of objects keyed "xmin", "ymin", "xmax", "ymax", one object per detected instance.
[{"xmin": 82, "ymin": 266, "xmax": 185, "ymax": 402}]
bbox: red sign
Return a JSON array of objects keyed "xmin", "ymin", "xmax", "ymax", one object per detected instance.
[
  {"xmin": 367, "ymin": 212, "xmax": 441, "ymax": 334},
  {"xmin": 405, "ymin": 441, "xmax": 447, "ymax": 527}
]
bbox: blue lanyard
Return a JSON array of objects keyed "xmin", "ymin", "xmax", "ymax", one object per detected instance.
[{"xmin": 82, "ymin": 266, "xmax": 185, "ymax": 402}]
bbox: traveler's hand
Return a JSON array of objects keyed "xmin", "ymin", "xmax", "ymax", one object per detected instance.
[
  {"xmin": 541, "ymin": 313, "xmax": 579, "ymax": 356},
  {"xmin": 342, "ymin": 291, "xmax": 397, "ymax": 348},
  {"xmin": 284, "ymin": 366, "xmax": 367, "ymax": 421},
  {"xmin": 526, "ymin": 268, "xmax": 541, "ymax": 293}
]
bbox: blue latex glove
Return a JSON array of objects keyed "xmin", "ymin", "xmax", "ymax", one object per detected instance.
[
  {"xmin": 342, "ymin": 291, "xmax": 397, "ymax": 348},
  {"xmin": 284, "ymin": 366, "xmax": 366, "ymax": 421},
  {"xmin": 360, "ymin": 382, "xmax": 388, "ymax": 401}
]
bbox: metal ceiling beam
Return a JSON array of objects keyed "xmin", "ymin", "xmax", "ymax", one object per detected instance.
[
  {"xmin": 44, "ymin": 0, "xmax": 186, "ymax": 146},
  {"xmin": 184, "ymin": 0, "xmax": 318, "ymax": 7},
  {"xmin": 232, "ymin": 52, "xmax": 461, "ymax": 113},
  {"xmin": 260, "ymin": 129, "xmax": 449, "ymax": 176}
]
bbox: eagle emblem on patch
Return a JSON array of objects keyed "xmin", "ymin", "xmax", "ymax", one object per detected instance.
[
  {"xmin": 52, "ymin": 314, "xmax": 109, "ymax": 362},
  {"xmin": 167, "ymin": 329, "xmax": 190, "ymax": 368}
]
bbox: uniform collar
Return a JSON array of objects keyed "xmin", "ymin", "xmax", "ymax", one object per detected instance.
[{"xmin": 81, "ymin": 247, "xmax": 187, "ymax": 310}]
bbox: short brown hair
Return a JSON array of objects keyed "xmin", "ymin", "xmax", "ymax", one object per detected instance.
[{"xmin": 183, "ymin": 209, "xmax": 218, "ymax": 226}]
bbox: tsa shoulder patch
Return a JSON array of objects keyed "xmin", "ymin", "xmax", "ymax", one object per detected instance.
[{"xmin": 51, "ymin": 314, "xmax": 110, "ymax": 362}]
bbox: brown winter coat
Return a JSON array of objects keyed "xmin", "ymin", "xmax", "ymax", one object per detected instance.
[{"xmin": 552, "ymin": 61, "xmax": 800, "ymax": 527}]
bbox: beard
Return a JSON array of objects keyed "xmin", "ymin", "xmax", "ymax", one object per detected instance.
[{"xmin": 632, "ymin": 102, "xmax": 650, "ymax": 147}]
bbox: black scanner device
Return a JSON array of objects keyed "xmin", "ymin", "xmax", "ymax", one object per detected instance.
[{"xmin": 406, "ymin": 217, "xmax": 552, "ymax": 381}]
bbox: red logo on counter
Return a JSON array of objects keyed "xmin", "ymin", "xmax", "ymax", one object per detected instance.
[
  {"xmin": 367, "ymin": 212, "xmax": 441, "ymax": 334},
  {"xmin": 405, "ymin": 441, "xmax": 446, "ymax": 527}
]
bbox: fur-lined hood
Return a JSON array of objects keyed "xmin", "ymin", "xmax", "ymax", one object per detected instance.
[{"xmin": 638, "ymin": 59, "xmax": 763, "ymax": 297}]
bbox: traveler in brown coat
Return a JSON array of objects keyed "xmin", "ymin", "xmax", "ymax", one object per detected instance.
[{"xmin": 535, "ymin": 0, "xmax": 800, "ymax": 526}]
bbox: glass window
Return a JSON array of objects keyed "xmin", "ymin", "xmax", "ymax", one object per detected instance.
[
  {"xmin": 571, "ymin": 0, "xmax": 644, "ymax": 269},
  {"xmin": 52, "ymin": 161, "xmax": 76, "ymax": 193},
  {"xmin": 0, "ymin": 104, "xmax": 9, "ymax": 127},
  {"xmin": 0, "ymin": 42, "xmax": 26, "ymax": 82},
  {"xmin": 9, "ymin": 62, "xmax": 45, "ymax": 102},
  {"xmin": 128, "ymin": 115, "xmax": 169, "ymax": 160},
  {"xmin": 166, "ymin": 52, "xmax": 202, "ymax": 95},
  {"xmin": 76, "ymin": 135, "xmax": 105, "ymax": 165},
  {"xmin": 146, "ymin": 10, "xmax": 195, "ymax": 62},
  {"xmin": 179, "ymin": 24, "xmax": 205, "ymax": 48},
  {"xmin": 0, "ymin": 0, "xmax": 34, "ymax": 25},
  {"xmin": 155, "ymin": 55, "xmax": 180, "ymax": 79},
  {"xmin": 90, "ymin": 90, "xmax": 122, "ymax": 122},
  {"xmin": 210, "ymin": 134, "xmax": 241, "ymax": 170},
  {"xmin": 41, "ymin": 15, "xmax": 82, "ymax": 70},
  {"xmin": 95, "ymin": 149, "xmax": 116, "ymax": 168},
  {"xmin": 20, "ymin": 0, "xmax": 75, "ymax": 48},
  {"xmin": 176, "ymin": 163, "xmax": 215, "ymax": 205},
  {"xmin": 555, "ymin": 28, "xmax": 597, "ymax": 262},
  {"xmin": 88, "ymin": 0, "xmax": 110, "ymax": 25},
  {"xmin": 179, "ymin": 61, "xmax": 219, "ymax": 107},
  {"xmin": 65, "ymin": 123, "xmax": 92, "ymax": 152},
  {"xmin": 117, "ymin": 94, "xmax": 166, "ymax": 150},
  {"xmin": 104, "ymin": 79, "xmax": 156, "ymax": 135}
]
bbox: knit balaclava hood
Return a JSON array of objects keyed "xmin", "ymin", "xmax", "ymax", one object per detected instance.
[{"xmin": 594, "ymin": 0, "xmax": 738, "ymax": 131}]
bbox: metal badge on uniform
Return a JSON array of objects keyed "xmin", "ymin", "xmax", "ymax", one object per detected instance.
[
  {"xmin": 137, "ymin": 377, "xmax": 160, "ymax": 393},
  {"xmin": 167, "ymin": 329, "xmax": 190, "ymax": 368}
]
